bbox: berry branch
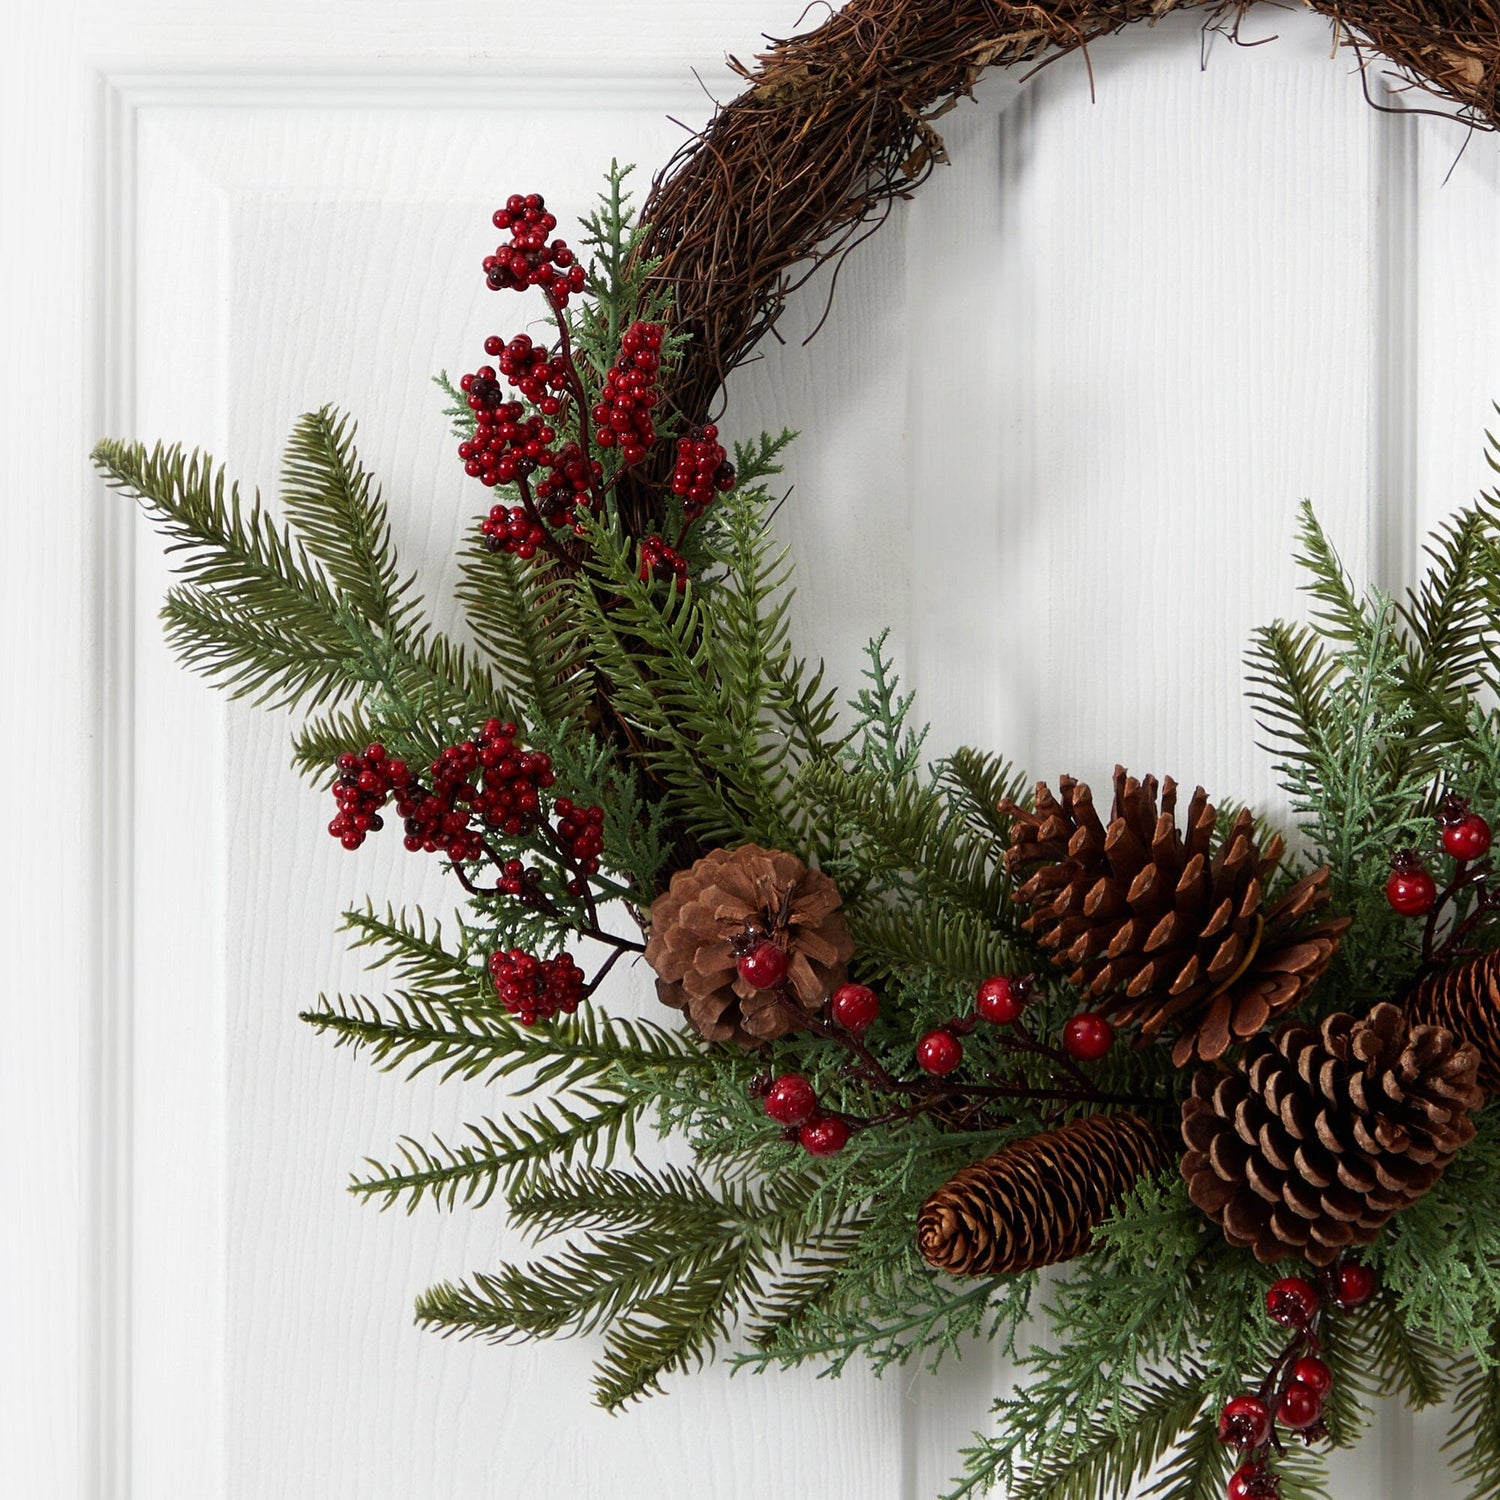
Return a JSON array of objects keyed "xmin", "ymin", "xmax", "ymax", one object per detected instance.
[
  {"xmin": 1214, "ymin": 1264, "xmax": 1377, "ymax": 1499},
  {"xmin": 737, "ymin": 955, "xmax": 1163, "ymax": 1156},
  {"xmin": 1385, "ymin": 797, "xmax": 1499, "ymax": 965}
]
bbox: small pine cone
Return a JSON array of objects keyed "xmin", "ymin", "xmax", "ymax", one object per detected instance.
[
  {"xmin": 1181, "ymin": 1002, "xmax": 1483, "ymax": 1266},
  {"xmin": 643, "ymin": 843, "xmax": 854, "ymax": 1046},
  {"xmin": 916, "ymin": 1112, "xmax": 1173, "ymax": 1276},
  {"xmin": 1001, "ymin": 768, "xmax": 1349, "ymax": 1066},
  {"xmin": 1407, "ymin": 952, "xmax": 1500, "ymax": 1093}
]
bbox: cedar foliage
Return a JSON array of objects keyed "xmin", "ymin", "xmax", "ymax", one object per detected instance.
[{"xmin": 97, "ymin": 172, "xmax": 1500, "ymax": 1497}]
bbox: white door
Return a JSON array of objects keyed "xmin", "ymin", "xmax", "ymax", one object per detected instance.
[{"xmin": 7, "ymin": 3, "xmax": 1497, "ymax": 1496}]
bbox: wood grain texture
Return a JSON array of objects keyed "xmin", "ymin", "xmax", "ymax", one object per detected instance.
[{"xmin": 9, "ymin": 0, "xmax": 1500, "ymax": 1496}]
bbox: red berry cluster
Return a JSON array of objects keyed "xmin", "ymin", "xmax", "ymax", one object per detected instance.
[
  {"xmin": 1385, "ymin": 799, "xmax": 1493, "ymax": 917},
  {"xmin": 488, "ymin": 333, "xmax": 569, "ymax": 413},
  {"xmin": 638, "ymin": 534, "xmax": 688, "ymax": 592},
  {"xmin": 487, "ymin": 948, "xmax": 587, "ymax": 1026},
  {"xmin": 670, "ymin": 423, "xmax": 736, "ymax": 519},
  {"xmin": 760, "ymin": 1073, "xmax": 851, "ymax": 1157},
  {"xmin": 459, "ymin": 375, "xmax": 557, "ymax": 482},
  {"xmin": 533, "ymin": 441, "xmax": 601, "ymax": 531},
  {"xmin": 1214, "ymin": 1265, "xmax": 1376, "ymax": 1500},
  {"xmin": 483, "ymin": 194, "xmax": 586, "ymax": 306},
  {"xmin": 328, "ymin": 745, "xmax": 411, "ymax": 850},
  {"xmin": 591, "ymin": 322, "xmax": 664, "ymax": 463},
  {"xmin": 554, "ymin": 797, "xmax": 605, "ymax": 886},
  {"xmin": 479, "ymin": 503, "xmax": 547, "ymax": 560},
  {"xmin": 496, "ymin": 857, "xmax": 539, "ymax": 899},
  {"xmin": 397, "ymin": 720, "xmax": 557, "ymax": 861}
]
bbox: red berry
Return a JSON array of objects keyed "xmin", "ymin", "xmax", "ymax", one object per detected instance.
[
  {"xmin": 764, "ymin": 1074, "xmax": 818, "ymax": 1127},
  {"xmin": 1266, "ymin": 1276, "xmax": 1320, "ymax": 1328},
  {"xmin": 1228, "ymin": 1463, "xmax": 1280, "ymax": 1500},
  {"xmin": 1062, "ymin": 1012, "xmax": 1115, "ymax": 1061},
  {"xmin": 1291, "ymin": 1356, "xmax": 1331, "ymax": 1396},
  {"xmin": 830, "ymin": 983, "xmax": 879, "ymax": 1033},
  {"xmin": 916, "ymin": 1029, "xmax": 963, "ymax": 1075},
  {"xmin": 737, "ymin": 941, "xmax": 788, "ymax": 990},
  {"xmin": 1217, "ymin": 1395, "xmax": 1272, "ymax": 1450},
  {"xmin": 1333, "ymin": 1261, "xmax": 1377, "ymax": 1309},
  {"xmin": 486, "ymin": 948, "xmax": 586, "ymax": 1026},
  {"xmin": 1385, "ymin": 851, "xmax": 1437, "ymax": 916},
  {"xmin": 976, "ymin": 975, "xmax": 1027, "ymax": 1025},
  {"xmin": 799, "ymin": 1117, "xmax": 850, "ymax": 1156},
  {"xmin": 670, "ymin": 424, "xmax": 733, "ymax": 520},
  {"xmin": 1276, "ymin": 1380, "xmax": 1322, "ymax": 1430},
  {"xmin": 1444, "ymin": 813, "xmax": 1493, "ymax": 861}
]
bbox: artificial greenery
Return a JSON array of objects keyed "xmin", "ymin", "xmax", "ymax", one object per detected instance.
[{"xmin": 96, "ymin": 170, "xmax": 1500, "ymax": 1499}]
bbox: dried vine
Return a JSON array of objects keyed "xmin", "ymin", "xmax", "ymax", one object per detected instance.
[{"xmin": 626, "ymin": 0, "xmax": 1500, "ymax": 514}]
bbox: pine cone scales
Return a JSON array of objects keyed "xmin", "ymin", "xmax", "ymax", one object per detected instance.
[
  {"xmin": 1407, "ymin": 952, "xmax": 1500, "ymax": 1092},
  {"xmin": 644, "ymin": 843, "xmax": 854, "ymax": 1046},
  {"xmin": 1002, "ymin": 768, "xmax": 1348, "ymax": 1065},
  {"xmin": 1181, "ymin": 1003, "xmax": 1482, "ymax": 1266},
  {"xmin": 916, "ymin": 1112, "xmax": 1172, "ymax": 1276}
]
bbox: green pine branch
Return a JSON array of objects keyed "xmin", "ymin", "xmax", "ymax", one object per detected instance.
[
  {"xmin": 848, "ymin": 630, "xmax": 928, "ymax": 778},
  {"xmin": 93, "ymin": 437, "xmax": 364, "ymax": 710},
  {"xmin": 338, "ymin": 903, "xmax": 488, "ymax": 1006},
  {"xmin": 349, "ymin": 1095, "xmax": 645, "ymax": 1211},
  {"xmin": 1449, "ymin": 1333, "xmax": 1500, "ymax": 1500},
  {"xmin": 305, "ymin": 976, "xmax": 710, "ymax": 1099},
  {"xmin": 1141, "ymin": 1410, "xmax": 1233, "ymax": 1500},
  {"xmin": 280, "ymin": 406, "xmax": 421, "ymax": 635},
  {"xmin": 938, "ymin": 746, "xmax": 1030, "ymax": 846},
  {"xmin": 94, "ymin": 423, "xmax": 516, "ymax": 767},
  {"xmin": 949, "ymin": 1365, "xmax": 1209, "ymax": 1500},
  {"xmin": 455, "ymin": 534, "xmax": 593, "ymax": 729},
  {"xmin": 414, "ymin": 1164, "xmax": 835, "ymax": 1408},
  {"xmin": 569, "ymin": 490, "xmax": 838, "ymax": 851}
]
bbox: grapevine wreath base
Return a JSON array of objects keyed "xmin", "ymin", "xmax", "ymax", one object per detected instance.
[{"xmin": 95, "ymin": 3, "xmax": 1500, "ymax": 1498}]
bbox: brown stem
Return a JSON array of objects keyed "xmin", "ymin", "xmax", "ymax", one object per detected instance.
[
  {"xmin": 1422, "ymin": 855, "xmax": 1500, "ymax": 966},
  {"xmin": 471, "ymin": 838, "xmax": 645, "ymax": 954},
  {"xmin": 513, "ymin": 471, "xmax": 576, "ymax": 568}
]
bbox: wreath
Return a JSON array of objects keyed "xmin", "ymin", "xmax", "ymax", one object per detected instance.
[{"xmin": 94, "ymin": 4, "xmax": 1500, "ymax": 1498}]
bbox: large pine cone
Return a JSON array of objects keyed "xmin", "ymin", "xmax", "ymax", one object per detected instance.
[
  {"xmin": 916, "ymin": 1112, "xmax": 1172, "ymax": 1276},
  {"xmin": 1001, "ymin": 768, "xmax": 1349, "ymax": 1066},
  {"xmin": 1181, "ymin": 1003, "xmax": 1483, "ymax": 1266},
  {"xmin": 643, "ymin": 843, "xmax": 854, "ymax": 1045},
  {"xmin": 1407, "ymin": 951, "xmax": 1500, "ymax": 1092}
]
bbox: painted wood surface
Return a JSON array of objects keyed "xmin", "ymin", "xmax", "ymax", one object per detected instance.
[{"xmin": 8, "ymin": 2, "xmax": 1500, "ymax": 1496}]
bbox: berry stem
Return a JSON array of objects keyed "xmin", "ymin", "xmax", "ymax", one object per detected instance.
[
  {"xmin": 582, "ymin": 941, "xmax": 632, "ymax": 997},
  {"xmin": 512, "ymin": 471, "xmax": 576, "ymax": 568},
  {"xmin": 770, "ymin": 991, "xmax": 1157, "ymax": 1125},
  {"xmin": 1421, "ymin": 853, "xmax": 1500, "ymax": 966},
  {"xmin": 455, "ymin": 840, "xmax": 644, "ymax": 956}
]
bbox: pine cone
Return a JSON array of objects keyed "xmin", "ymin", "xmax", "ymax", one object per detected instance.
[
  {"xmin": 916, "ymin": 1112, "xmax": 1173, "ymax": 1276},
  {"xmin": 1001, "ymin": 768, "xmax": 1349, "ymax": 1066},
  {"xmin": 1181, "ymin": 1002, "xmax": 1482, "ymax": 1266},
  {"xmin": 643, "ymin": 843, "xmax": 854, "ymax": 1046},
  {"xmin": 1407, "ymin": 951, "xmax": 1500, "ymax": 1092}
]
